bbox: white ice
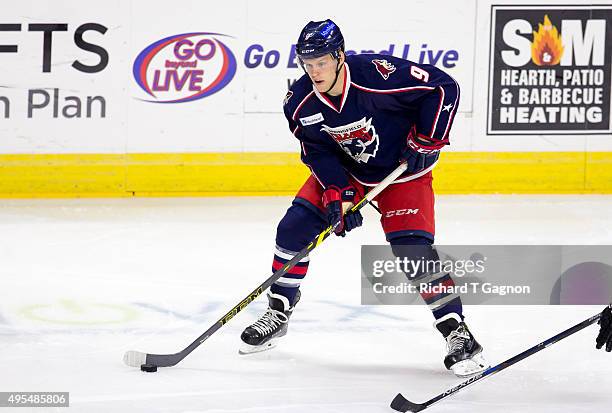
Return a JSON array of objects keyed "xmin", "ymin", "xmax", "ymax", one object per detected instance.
[{"xmin": 0, "ymin": 195, "xmax": 611, "ymax": 413}]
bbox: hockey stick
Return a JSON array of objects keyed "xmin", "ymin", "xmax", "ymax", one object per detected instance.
[
  {"xmin": 124, "ymin": 161, "xmax": 409, "ymax": 368},
  {"xmin": 390, "ymin": 309, "xmax": 605, "ymax": 412}
]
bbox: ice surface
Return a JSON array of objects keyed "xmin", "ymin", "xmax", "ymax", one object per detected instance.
[{"xmin": 0, "ymin": 195, "xmax": 611, "ymax": 412}]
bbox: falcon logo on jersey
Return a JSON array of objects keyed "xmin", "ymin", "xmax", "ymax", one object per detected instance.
[
  {"xmin": 283, "ymin": 91, "xmax": 293, "ymax": 106},
  {"xmin": 321, "ymin": 117, "xmax": 380, "ymax": 163},
  {"xmin": 372, "ymin": 59, "xmax": 396, "ymax": 80}
]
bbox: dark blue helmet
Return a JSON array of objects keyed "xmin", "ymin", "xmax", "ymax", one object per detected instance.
[{"xmin": 295, "ymin": 19, "xmax": 344, "ymax": 60}]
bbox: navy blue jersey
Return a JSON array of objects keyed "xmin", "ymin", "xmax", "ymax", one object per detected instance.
[{"xmin": 283, "ymin": 53, "xmax": 460, "ymax": 188}]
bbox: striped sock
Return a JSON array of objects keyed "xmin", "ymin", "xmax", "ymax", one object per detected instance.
[
  {"xmin": 269, "ymin": 244, "xmax": 309, "ymax": 305},
  {"xmin": 417, "ymin": 271, "xmax": 464, "ymax": 321}
]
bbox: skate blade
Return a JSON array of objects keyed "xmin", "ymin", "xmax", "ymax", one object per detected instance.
[
  {"xmin": 451, "ymin": 352, "xmax": 490, "ymax": 378},
  {"xmin": 238, "ymin": 339, "xmax": 278, "ymax": 355}
]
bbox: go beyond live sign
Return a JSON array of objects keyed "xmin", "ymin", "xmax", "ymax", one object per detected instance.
[{"xmin": 133, "ymin": 32, "xmax": 237, "ymax": 104}]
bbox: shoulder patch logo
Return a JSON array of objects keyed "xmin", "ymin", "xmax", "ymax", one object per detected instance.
[
  {"xmin": 300, "ymin": 112, "xmax": 324, "ymax": 126},
  {"xmin": 283, "ymin": 91, "xmax": 293, "ymax": 106},
  {"xmin": 372, "ymin": 59, "xmax": 396, "ymax": 80}
]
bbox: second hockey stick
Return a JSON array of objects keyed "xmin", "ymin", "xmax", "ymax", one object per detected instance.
[
  {"xmin": 390, "ymin": 309, "xmax": 604, "ymax": 412},
  {"xmin": 124, "ymin": 161, "xmax": 409, "ymax": 369}
]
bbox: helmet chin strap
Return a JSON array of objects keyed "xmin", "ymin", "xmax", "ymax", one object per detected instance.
[{"xmin": 323, "ymin": 59, "xmax": 344, "ymax": 94}]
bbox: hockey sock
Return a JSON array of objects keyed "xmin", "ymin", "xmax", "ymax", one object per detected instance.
[
  {"xmin": 270, "ymin": 244, "xmax": 309, "ymax": 304},
  {"xmin": 390, "ymin": 235, "xmax": 464, "ymax": 321},
  {"xmin": 270, "ymin": 202, "xmax": 326, "ymax": 305}
]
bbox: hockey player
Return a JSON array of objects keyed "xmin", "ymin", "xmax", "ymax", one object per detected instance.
[{"xmin": 240, "ymin": 19, "xmax": 487, "ymax": 377}]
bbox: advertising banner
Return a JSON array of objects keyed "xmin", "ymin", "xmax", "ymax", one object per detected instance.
[
  {"xmin": 1, "ymin": 0, "xmax": 476, "ymax": 154},
  {"xmin": 487, "ymin": 5, "xmax": 612, "ymax": 135},
  {"xmin": 0, "ymin": 0, "xmax": 130, "ymax": 153}
]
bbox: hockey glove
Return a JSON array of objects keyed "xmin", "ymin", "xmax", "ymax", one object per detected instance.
[
  {"xmin": 401, "ymin": 127, "xmax": 447, "ymax": 173},
  {"xmin": 596, "ymin": 304, "xmax": 612, "ymax": 352},
  {"xmin": 322, "ymin": 185, "xmax": 363, "ymax": 237}
]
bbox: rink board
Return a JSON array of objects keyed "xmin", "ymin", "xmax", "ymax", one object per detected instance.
[
  {"xmin": 0, "ymin": 151, "xmax": 611, "ymax": 197},
  {"xmin": 1, "ymin": 1, "xmax": 611, "ymax": 197}
]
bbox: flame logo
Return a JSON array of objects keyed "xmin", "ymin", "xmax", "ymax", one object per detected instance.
[{"xmin": 531, "ymin": 15, "xmax": 564, "ymax": 66}]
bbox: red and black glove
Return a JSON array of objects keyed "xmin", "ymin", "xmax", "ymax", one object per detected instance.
[
  {"xmin": 401, "ymin": 126, "xmax": 448, "ymax": 173},
  {"xmin": 322, "ymin": 185, "xmax": 363, "ymax": 237}
]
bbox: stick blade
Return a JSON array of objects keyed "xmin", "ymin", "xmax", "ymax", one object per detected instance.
[
  {"xmin": 123, "ymin": 350, "xmax": 147, "ymax": 367},
  {"xmin": 144, "ymin": 353, "xmax": 180, "ymax": 367},
  {"xmin": 391, "ymin": 393, "xmax": 425, "ymax": 412}
]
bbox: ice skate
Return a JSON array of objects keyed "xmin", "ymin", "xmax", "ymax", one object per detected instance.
[
  {"xmin": 239, "ymin": 291, "xmax": 299, "ymax": 355},
  {"xmin": 435, "ymin": 313, "xmax": 489, "ymax": 377}
]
